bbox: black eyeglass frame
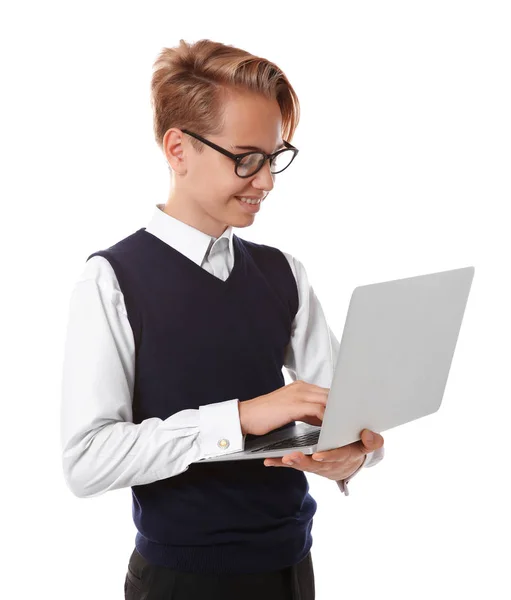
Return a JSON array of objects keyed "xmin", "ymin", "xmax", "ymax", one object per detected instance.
[{"xmin": 181, "ymin": 128, "xmax": 299, "ymax": 178}]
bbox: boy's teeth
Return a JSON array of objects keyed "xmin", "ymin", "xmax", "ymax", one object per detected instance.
[{"xmin": 239, "ymin": 197, "xmax": 260, "ymax": 205}]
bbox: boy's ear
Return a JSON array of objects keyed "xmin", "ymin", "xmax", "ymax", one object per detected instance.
[{"xmin": 163, "ymin": 128, "xmax": 187, "ymax": 175}]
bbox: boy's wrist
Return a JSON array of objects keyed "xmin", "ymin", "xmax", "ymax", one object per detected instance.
[{"xmin": 238, "ymin": 400, "xmax": 246, "ymax": 435}]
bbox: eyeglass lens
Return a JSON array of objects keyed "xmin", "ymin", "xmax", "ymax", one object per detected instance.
[{"xmin": 237, "ymin": 149, "xmax": 295, "ymax": 177}]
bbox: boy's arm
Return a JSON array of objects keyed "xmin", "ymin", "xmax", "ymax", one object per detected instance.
[{"xmin": 60, "ymin": 256, "xmax": 244, "ymax": 499}]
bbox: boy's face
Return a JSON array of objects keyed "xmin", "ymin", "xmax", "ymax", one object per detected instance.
[{"xmin": 163, "ymin": 89, "xmax": 285, "ymax": 238}]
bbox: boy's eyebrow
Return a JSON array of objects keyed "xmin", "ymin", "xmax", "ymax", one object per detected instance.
[{"xmin": 232, "ymin": 142, "xmax": 286, "ymax": 153}]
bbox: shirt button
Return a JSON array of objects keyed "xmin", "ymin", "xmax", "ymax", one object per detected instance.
[{"xmin": 217, "ymin": 439, "xmax": 230, "ymax": 450}]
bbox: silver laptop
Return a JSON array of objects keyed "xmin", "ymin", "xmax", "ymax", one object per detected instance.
[{"xmin": 194, "ymin": 266, "xmax": 475, "ymax": 463}]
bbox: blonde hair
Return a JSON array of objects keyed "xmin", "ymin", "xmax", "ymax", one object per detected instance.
[{"xmin": 150, "ymin": 39, "xmax": 300, "ymax": 155}]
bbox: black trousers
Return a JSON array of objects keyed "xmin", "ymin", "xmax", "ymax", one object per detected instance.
[{"xmin": 124, "ymin": 546, "xmax": 315, "ymax": 600}]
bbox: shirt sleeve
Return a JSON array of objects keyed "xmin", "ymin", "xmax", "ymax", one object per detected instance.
[
  {"xmin": 60, "ymin": 256, "xmax": 245, "ymax": 499},
  {"xmin": 281, "ymin": 252, "xmax": 385, "ymax": 495}
]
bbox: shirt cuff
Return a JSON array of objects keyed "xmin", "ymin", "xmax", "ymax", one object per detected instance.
[
  {"xmin": 365, "ymin": 445, "xmax": 385, "ymax": 468},
  {"xmin": 198, "ymin": 399, "xmax": 245, "ymax": 458}
]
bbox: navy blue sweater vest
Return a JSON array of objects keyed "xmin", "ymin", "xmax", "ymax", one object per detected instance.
[{"xmin": 87, "ymin": 228, "xmax": 317, "ymax": 574}]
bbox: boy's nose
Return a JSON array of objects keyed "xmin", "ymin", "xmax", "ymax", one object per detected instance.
[{"xmin": 253, "ymin": 161, "xmax": 275, "ymax": 192}]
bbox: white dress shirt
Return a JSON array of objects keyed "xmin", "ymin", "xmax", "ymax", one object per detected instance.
[{"xmin": 60, "ymin": 203, "xmax": 384, "ymax": 499}]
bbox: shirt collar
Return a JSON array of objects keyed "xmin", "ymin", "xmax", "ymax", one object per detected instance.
[{"xmin": 145, "ymin": 203, "xmax": 235, "ymax": 267}]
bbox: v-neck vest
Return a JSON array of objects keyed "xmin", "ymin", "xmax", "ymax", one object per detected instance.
[{"xmin": 87, "ymin": 227, "xmax": 317, "ymax": 574}]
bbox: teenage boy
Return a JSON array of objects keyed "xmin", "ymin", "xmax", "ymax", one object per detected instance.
[{"xmin": 61, "ymin": 38, "xmax": 385, "ymax": 600}]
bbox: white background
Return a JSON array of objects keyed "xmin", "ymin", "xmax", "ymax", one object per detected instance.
[{"xmin": 1, "ymin": 1, "xmax": 510, "ymax": 598}]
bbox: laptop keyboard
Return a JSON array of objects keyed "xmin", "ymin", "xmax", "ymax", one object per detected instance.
[{"xmin": 250, "ymin": 429, "xmax": 321, "ymax": 453}]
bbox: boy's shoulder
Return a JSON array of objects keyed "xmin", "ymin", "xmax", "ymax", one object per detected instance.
[
  {"xmin": 235, "ymin": 235, "xmax": 301, "ymax": 282},
  {"xmin": 235, "ymin": 234, "xmax": 294, "ymax": 261}
]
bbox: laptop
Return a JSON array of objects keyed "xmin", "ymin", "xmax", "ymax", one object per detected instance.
[{"xmin": 194, "ymin": 266, "xmax": 475, "ymax": 463}]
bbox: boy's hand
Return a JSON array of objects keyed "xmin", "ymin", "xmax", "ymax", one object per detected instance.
[
  {"xmin": 239, "ymin": 380, "xmax": 328, "ymax": 436},
  {"xmin": 264, "ymin": 429, "xmax": 384, "ymax": 481}
]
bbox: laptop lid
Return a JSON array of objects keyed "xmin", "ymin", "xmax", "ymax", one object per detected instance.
[{"xmin": 316, "ymin": 266, "xmax": 475, "ymax": 452}]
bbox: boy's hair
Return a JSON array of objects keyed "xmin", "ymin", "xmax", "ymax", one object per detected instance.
[{"xmin": 150, "ymin": 39, "xmax": 300, "ymax": 155}]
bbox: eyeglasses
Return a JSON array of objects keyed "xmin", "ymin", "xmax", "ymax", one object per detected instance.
[{"xmin": 181, "ymin": 129, "xmax": 299, "ymax": 178}]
